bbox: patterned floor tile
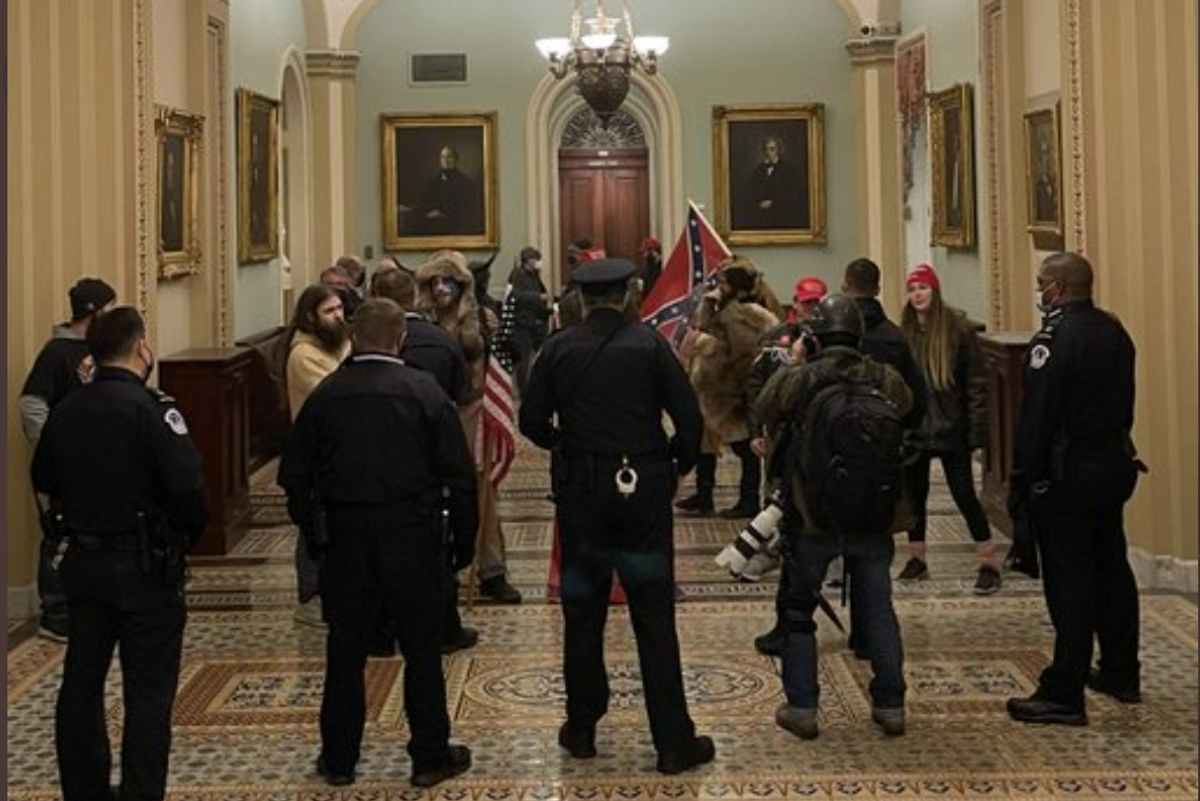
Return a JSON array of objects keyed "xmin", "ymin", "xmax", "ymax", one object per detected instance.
[{"xmin": 8, "ymin": 449, "xmax": 1197, "ymax": 800}]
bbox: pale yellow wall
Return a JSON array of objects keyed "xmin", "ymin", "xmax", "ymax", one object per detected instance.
[
  {"xmin": 981, "ymin": 0, "xmax": 1197, "ymax": 571},
  {"xmin": 7, "ymin": 0, "xmax": 153, "ymax": 595},
  {"xmin": 1073, "ymin": 0, "xmax": 1199, "ymax": 563}
]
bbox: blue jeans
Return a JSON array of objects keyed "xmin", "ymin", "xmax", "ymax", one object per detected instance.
[{"xmin": 779, "ymin": 533, "xmax": 905, "ymax": 710}]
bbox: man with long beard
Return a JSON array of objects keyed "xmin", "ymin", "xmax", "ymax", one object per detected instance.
[{"xmin": 285, "ymin": 284, "xmax": 352, "ymax": 627}]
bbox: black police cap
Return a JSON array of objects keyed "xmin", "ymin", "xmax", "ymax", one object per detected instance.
[{"xmin": 571, "ymin": 258, "xmax": 636, "ymax": 292}]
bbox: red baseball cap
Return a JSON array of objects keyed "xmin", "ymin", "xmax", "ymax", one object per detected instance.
[{"xmin": 793, "ymin": 276, "xmax": 827, "ymax": 303}]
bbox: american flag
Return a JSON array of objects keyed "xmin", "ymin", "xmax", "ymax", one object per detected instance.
[
  {"xmin": 640, "ymin": 201, "xmax": 731, "ymax": 349},
  {"xmin": 480, "ymin": 288, "xmax": 518, "ymax": 487}
]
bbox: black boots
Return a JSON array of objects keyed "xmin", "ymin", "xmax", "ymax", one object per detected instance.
[{"xmin": 675, "ymin": 453, "xmax": 716, "ymax": 516}]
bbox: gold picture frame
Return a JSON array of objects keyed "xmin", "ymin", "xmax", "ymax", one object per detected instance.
[
  {"xmin": 382, "ymin": 111, "xmax": 499, "ymax": 251},
  {"xmin": 1024, "ymin": 102, "xmax": 1065, "ymax": 251},
  {"xmin": 712, "ymin": 104, "xmax": 826, "ymax": 245},
  {"xmin": 236, "ymin": 88, "xmax": 280, "ymax": 263},
  {"xmin": 155, "ymin": 106, "xmax": 204, "ymax": 279},
  {"xmin": 929, "ymin": 83, "xmax": 976, "ymax": 248}
]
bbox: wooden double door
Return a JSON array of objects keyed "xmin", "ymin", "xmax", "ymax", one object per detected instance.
[{"xmin": 558, "ymin": 147, "xmax": 650, "ymax": 273}]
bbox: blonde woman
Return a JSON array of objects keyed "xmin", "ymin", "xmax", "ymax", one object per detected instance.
[{"xmin": 898, "ymin": 264, "xmax": 1000, "ymax": 594}]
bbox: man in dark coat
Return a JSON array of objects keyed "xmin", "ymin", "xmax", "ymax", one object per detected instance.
[
  {"xmin": 278, "ymin": 298, "xmax": 478, "ymax": 788},
  {"xmin": 519, "ymin": 259, "xmax": 716, "ymax": 775}
]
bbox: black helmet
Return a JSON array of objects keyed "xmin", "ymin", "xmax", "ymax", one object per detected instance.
[{"xmin": 809, "ymin": 293, "xmax": 864, "ymax": 345}]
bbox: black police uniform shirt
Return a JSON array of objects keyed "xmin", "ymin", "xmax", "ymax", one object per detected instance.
[
  {"xmin": 277, "ymin": 353, "xmax": 478, "ymax": 563},
  {"xmin": 401, "ymin": 314, "xmax": 468, "ymax": 404},
  {"xmin": 1013, "ymin": 299, "xmax": 1135, "ymax": 486},
  {"xmin": 518, "ymin": 307, "xmax": 702, "ymax": 474},
  {"xmin": 30, "ymin": 366, "xmax": 208, "ymax": 539}
]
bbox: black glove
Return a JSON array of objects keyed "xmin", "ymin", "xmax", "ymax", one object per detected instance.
[
  {"xmin": 452, "ymin": 544, "xmax": 474, "ymax": 573},
  {"xmin": 1006, "ymin": 472, "xmax": 1029, "ymax": 521}
]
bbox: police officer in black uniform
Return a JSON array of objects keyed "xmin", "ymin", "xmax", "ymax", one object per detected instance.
[
  {"xmin": 518, "ymin": 258, "xmax": 716, "ymax": 775},
  {"xmin": 1006, "ymin": 251, "xmax": 1145, "ymax": 726},
  {"xmin": 278, "ymin": 298, "xmax": 478, "ymax": 788},
  {"xmin": 30, "ymin": 306, "xmax": 207, "ymax": 801}
]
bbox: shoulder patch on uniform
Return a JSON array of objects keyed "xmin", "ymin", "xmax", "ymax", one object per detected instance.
[
  {"xmin": 148, "ymin": 387, "xmax": 177, "ymax": 404},
  {"xmin": 1029, "ymin": 343, "xmax": 1051, "ymax": 370},
  {"xmin": 164, "ymin": 408, "xmax": 189, "ymax": 435}
]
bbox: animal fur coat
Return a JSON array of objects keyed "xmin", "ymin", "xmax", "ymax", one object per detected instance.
[{"xmin": 689, "ymin": 294, "xmax": 779, "ymax": 443}]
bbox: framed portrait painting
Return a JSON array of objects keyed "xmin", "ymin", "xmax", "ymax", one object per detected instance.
[
  {"xmin": 1024, "ymin": 102, "xmax": 1065, "ymax": 250},
  {"xmin": 382, "ymin": 111, "xmax": 499, "ymax": 251},
  {"xmin": 712, "ymin": 104, "xmax": 826, "ymax": 245},
  {"xmin": 155, "ymin": 106, "xmax": 204, "ymax": 279},
  {"xmin": 929, "ymin": 83, "xmax": 976, "ymax": 248},
  {"xmin": 236, "ymin": 88, "xmax": 280, "ymax": 263}
]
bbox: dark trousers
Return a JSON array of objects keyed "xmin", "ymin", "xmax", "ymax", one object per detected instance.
[
  {"xmin": 729, "ymin": 439, "xmax": 761, "ymax": 507},
  {"xmin": 1031, "ymin": 461, "xmax": 1141, "ymax": 704},
  {"xmin": 39, "ymin": 536, "xmax": 70, "ymax": 627},
  {"xmin": 904, "ymin": 449, "xmax": 991, "ymax": 543},
  {"xmin": 319, "ymin": 505, "xmax": 453, "ymax": 773},
  {"xmin": 56, "ymin": 551, "xmax": 185, "ymax": 801},
  {"xmin": 556, "ymin": 457, "xmax": 697, "ymax": 754}
]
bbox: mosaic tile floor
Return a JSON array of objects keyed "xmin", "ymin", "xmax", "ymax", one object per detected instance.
[{"xmin": 8, "ymin": 446, "xmax": 1198, "ymax": 800}]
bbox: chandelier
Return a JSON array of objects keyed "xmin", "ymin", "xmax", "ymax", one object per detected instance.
[{"xmin": 535, "ymin": 1, "xmax": 669, "ymax": 125}]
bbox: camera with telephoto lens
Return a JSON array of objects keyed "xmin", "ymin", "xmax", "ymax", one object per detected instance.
[{"xmin": 714, "ymin": 489, "xmax": 786, "ymax": 577}]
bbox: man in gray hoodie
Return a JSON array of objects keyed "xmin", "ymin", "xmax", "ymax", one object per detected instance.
[{"xmin": 20, "ymin": 277, "xmax": 118, "ymax": 641}]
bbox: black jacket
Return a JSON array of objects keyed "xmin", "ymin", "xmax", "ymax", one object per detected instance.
[
  {"xmin": 905, "ymin": 317, "xmax": 987, "ymax": 452},
  {"xmin": 855, "ymin": 297, "xmax": 928, "ymax": 428},
  {"xmin": 1013, "ymin": 300, "xmax": 1136, "ymax": 490},
  {"xmin": 519, "ymin": 308, "xmax": 702, "ymax": 475},
  {"xmin": 278, "ymin": 352, "xmax": 478, "ymax": 564},
  {"xmin": 31, "ymin": 367, "xmax": 208, "ymax": 541}
]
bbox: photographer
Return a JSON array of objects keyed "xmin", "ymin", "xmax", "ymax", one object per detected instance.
[{"xmin": 30, "ymin": 306, "xmax": 207, "ymax": 801}]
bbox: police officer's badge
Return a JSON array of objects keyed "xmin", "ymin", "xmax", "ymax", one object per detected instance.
[
  {"xmin": 164, "ymin": 408, "xmax": 189, "ymax": 435},
  {"xmin": 1029, "ymin": 344, "xmax": 1051, "ymax": 370}
]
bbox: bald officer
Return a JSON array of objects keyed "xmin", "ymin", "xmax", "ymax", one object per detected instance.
[{"xmin": 519, "ymin": 258, "xmax": 715, "ymax": 775}]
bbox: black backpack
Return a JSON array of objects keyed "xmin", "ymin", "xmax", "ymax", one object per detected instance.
[{"xmin": 795, "ymin": 358, "xmax": 904, "ymax": 538}]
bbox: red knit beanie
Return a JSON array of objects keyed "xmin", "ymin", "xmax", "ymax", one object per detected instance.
[{"xmin": 906, "ymin": 262, "xmax": 941, "ymax": 292}]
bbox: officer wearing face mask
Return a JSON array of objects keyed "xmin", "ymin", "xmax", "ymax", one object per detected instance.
[
  {"xmin": 31, "ymin": 306, "xmax": 208, "ymax": 801},
  {"xmin": 1006, "ymin": 251, "xmax": 1146, "ymax": 726}
]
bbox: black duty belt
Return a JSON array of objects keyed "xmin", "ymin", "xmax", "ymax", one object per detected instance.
[{"xmin": 70, "ymin": 533, "xmax": 141, "ymax": 553}]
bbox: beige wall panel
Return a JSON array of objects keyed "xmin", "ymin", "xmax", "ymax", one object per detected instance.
[
  {"xmin": 6, "ymin": 0, "xmax": 143, "ymax": 592},
  {"xmin": 1077, "ymin": 0, "xmax": 1198, "ymax": 563}
]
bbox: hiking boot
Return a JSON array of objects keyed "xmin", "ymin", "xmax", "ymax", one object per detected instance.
[
  {"xmin": 1086, "ymin": 668, "xmax": 1142, "ymax": 704},
  {"xmin": 675, "ymin": 493, "xmax": 714, "ymax": 516},
  {"xmin": 655, "ymin": 735, "xmax": 715, "ymax": 775},
  {"xmin": 441, "ymin": 626, "xmax": 479, "ymax": 654},
  {"xmin": 479, "ymin": 575, "xmax": 522, "ymax": 604},
  {"xmin": 557, "ymin": 721, "xmax": 597, "ymax": 758},
  {"xmin": 739, "ymin": 550, "xmax": 781, "ymax": 582},
  {"xmin": 775, "ymin": 704, "xmax": 818, "ymax": 739},
  {"xmin": 896, "ymin": 557, "xmax": 929, "ymax": 582},
  {"xmin": 973, "ymin": 565, "xmax": 1002, "ymax": 595},
  {"xmin": 871, "ymin": 706, "xmax": 906, "ymax": 736},
  {"xmin": 411, "ymin": 744, "xmax": 471, "ymax": 787},
  {"xmin": 315, "ymin": 755, "xmax": 355, "ymax": 787},
  {"xmin": 754, "ymin": 625, "xmax": 785, "ymax": 657},
  {"xmin": 38, "ymin": 618, "xmax": 69, "ymax": 644}
]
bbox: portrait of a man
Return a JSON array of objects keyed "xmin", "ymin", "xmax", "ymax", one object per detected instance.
[
  {"xmin": 400, "ymin": 144, "xmax": 481, "ymax": 236},
  {"xmin": 1023, "ymin": 103, "xmax": 1064, "ymax": 250},
  {"xmin": 713, "ymin": 104, "xmax": 825, "ymax": 245},
  {"xmin": 236, "ymin": 88, "xmax": 280, "ymax": 262},
  {"xmin": 159, "ymin": 134, "xmax": 186, "ymax": 254},
  {"xmin": 929, "ymin": 83, "xmax": 975, "ymax": 248},
  {"xmin": 733, "ymin": 134, "xmax": 807, "ymax": 231},
  {"xmin": 381, "ymin": 112, "xmax": 498, "ymax": 251},
  {"xmin": 155, "ymin": 104, "xmax": 203, "ymax": 278}
]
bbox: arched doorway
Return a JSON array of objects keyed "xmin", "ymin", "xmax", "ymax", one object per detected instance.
[{"xmin": 557, "ymin": 109, "xmax": 649, "ymax": 279}]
